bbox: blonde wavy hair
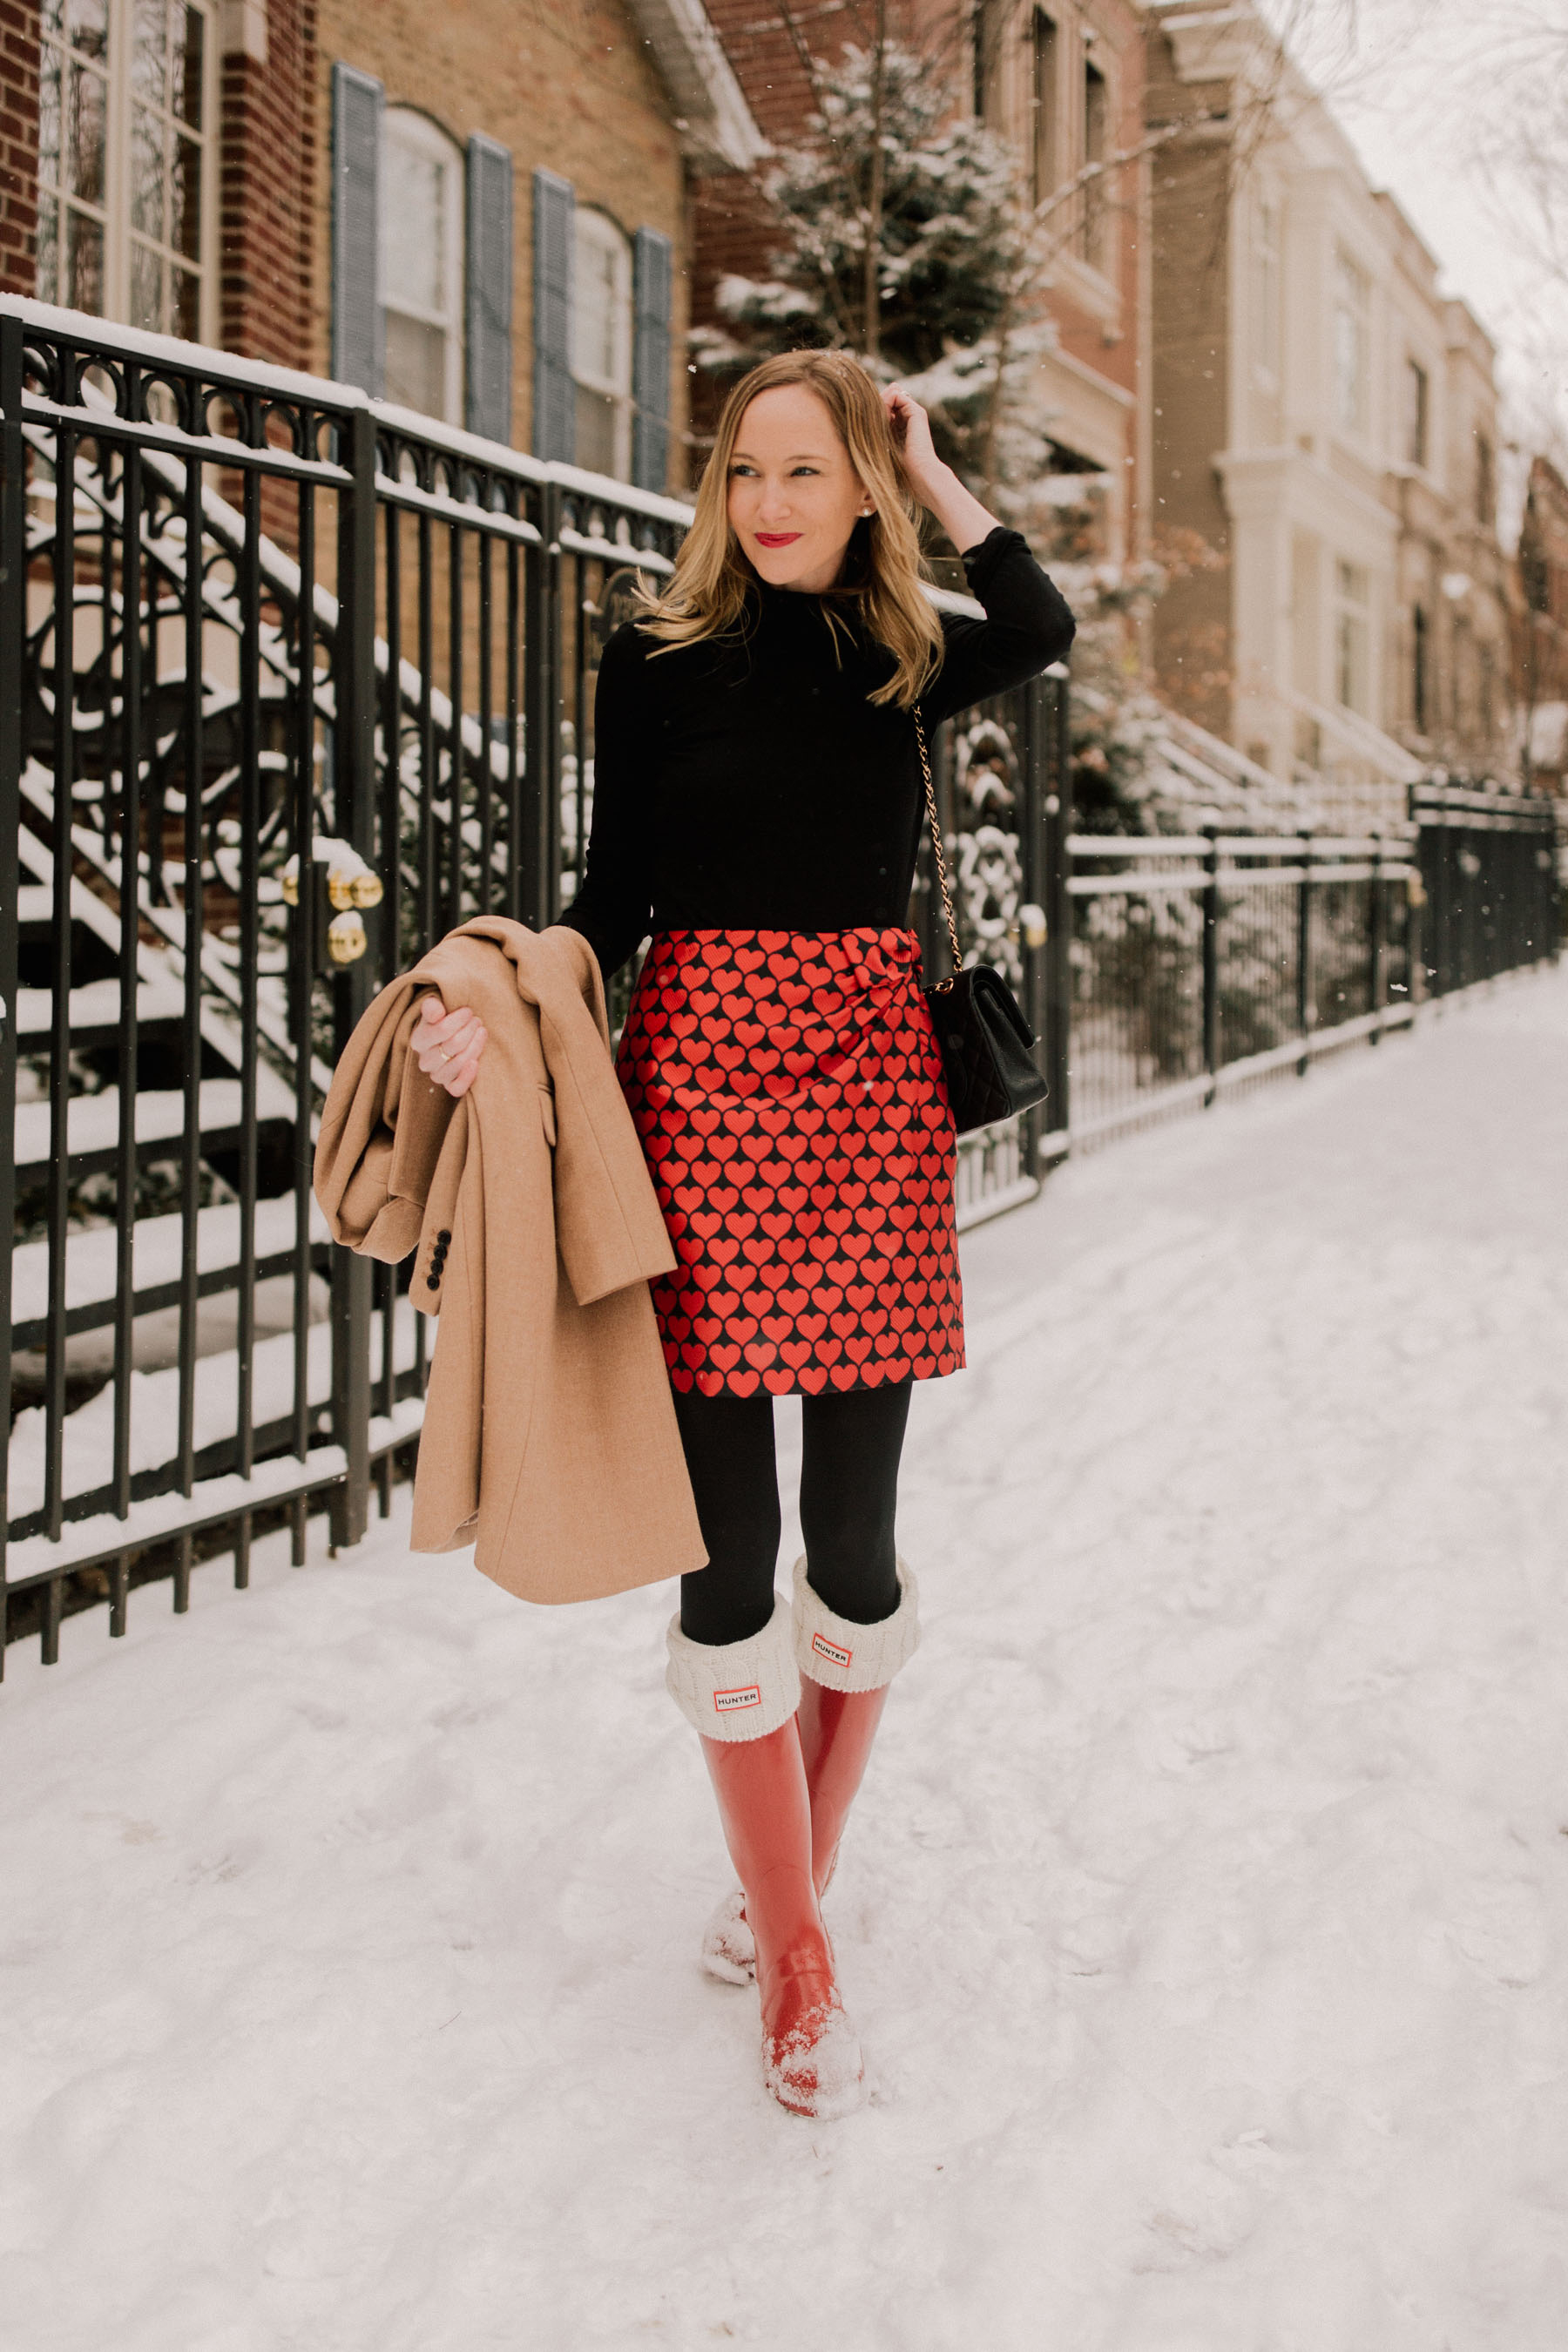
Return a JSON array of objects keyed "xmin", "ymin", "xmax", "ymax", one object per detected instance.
[{"xmin": 637, "ymin": 350, "xmax": 943, "ymax": 710}]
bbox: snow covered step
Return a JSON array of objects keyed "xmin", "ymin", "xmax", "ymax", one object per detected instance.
[
  {"xmin": 14, "ymin": 976, "xmax": 188, "ymax": 1036},
  {"xmin": 17, "ymin": 762, "xmax": 332, "ymax": 1100},
  {"xmin": 1, "ymin": 1395, "xmax": 426, "ymax": 1586},
  {"xmin": 10, "ymin": 1194, "xmax": 329, "ymax": 1328},
  {"xmin": 14, "ymin": 830, "xmax": 126, "ymax": 955},
  {"xmin": 14, "ymin": 1070, "xmax": 298, "ymax": 1177},
  {"xmin": 6, "ymin": 1296, "xmax": 421, "ymax": 1521}
]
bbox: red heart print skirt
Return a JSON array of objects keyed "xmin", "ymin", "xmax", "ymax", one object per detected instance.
[{"xmin": 615, "ymin": 927, "xmax": 965, "ymax": 1399}]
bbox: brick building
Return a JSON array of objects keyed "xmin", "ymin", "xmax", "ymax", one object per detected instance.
[
  {"xmin": 695, "ymin": 0, "xmax": 1151, "ymax": 561},
  {"xmin": 0, "ymin": 0, "xmax": 761, "ymax": 493}
]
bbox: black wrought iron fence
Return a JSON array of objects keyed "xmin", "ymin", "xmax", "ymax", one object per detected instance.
[
  {"xmin": 0, "ymin": 301, "xmax": 693, "ymax": 1668},
  {"xmin": 1413, "ymin": 781, "xmax": 1561, "ymax": 994},
  {"xmin": 1057, "ymin": 827, "xmax": 1420, "ymax": 1141},
  {"xmin": 0, "ymin": 299, "xmax": 1559, "ymax": 1673}
]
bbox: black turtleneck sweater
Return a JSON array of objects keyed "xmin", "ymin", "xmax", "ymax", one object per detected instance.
[{"xmin": 559, "ymin": 527, "xmax": 1075, "ymax": 979}]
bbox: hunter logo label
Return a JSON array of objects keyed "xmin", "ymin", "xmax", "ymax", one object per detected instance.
[
  {"xmin": 713, "ymin": 1683, "xmax": 762, "ymax": 1713},
  {"xmin": 812, "ymin": 1632, "xmax": 853, "ymax": 1670}
]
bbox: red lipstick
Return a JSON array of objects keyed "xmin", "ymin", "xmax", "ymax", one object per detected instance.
[{"xmin": 754, "ymin": 531, "xmax": 802, "ymax": 547}]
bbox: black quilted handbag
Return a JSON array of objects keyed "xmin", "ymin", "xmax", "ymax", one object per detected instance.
[{"xmin": 915, "ymin": 708, "xmax": 1050, "ymax": 1137}]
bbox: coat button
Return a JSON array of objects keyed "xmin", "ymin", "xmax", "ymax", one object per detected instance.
[{"xmin": 436, "ymin": 1229, "xmax": 451, "ymax": 1245}]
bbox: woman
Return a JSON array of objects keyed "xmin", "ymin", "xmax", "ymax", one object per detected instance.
[{"xmin": 415, "ymin": 351, "xmax": 1074, "ymax": 2119}]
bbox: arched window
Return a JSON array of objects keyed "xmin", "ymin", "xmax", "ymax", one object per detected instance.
[
  {"xmin": 37, "ymin": 0, "xmax": 218, "ymax": 338},
  {"xmin": 382, "ymin": 107, "xmax": 465, "ymax": 423},
  {"xmin": 572, "ymin": 208, "xmax": 632, "ymax": 478}
]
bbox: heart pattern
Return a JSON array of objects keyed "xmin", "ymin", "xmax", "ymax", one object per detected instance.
[{"xmin": 617, "ymin": 928, "xmax": 965, "ymax": 1399}]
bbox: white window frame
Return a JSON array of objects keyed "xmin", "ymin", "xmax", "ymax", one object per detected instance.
[
  {"xmin": 1333, "ymin": 249, "xmax": 1370, "ymax": 441},
  {"xmin": 571, "ymin": 207, "xmax": 633, "ymax": 482},
  {"xmin": 37, "ymin": 0, "xmax": 220, "ymax": 341},
  {"xmin": 380, "ymin": 106, "xmax": 466, "ymax": 427},
  {"xmin": 1404, "ymin": 355, "xmax": 1430, "ymax": 471},
  {"xmin": 1335, "ymin": 558, "xmax": 1371, "ymax": 715}
]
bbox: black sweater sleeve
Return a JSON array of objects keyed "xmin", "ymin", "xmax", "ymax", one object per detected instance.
[
  {"xmin": 922, "ymin": 527, "xmax": 1076, "ymax": 727},
  {"xmin": 559, "ymin": 625, "xmax": 656, "ymax": 981}
]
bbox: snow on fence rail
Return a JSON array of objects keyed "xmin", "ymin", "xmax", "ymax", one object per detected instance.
[{"xmin": 0, "ymin": 299, "xmax": 1559, "ymax": 1674}]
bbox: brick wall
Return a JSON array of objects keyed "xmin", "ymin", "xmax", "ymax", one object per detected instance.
[
  {"xmin": 315, "ymin": 0, "xmax": 692, "ymax": 483},
  {"xmin": 0, "ymin": 0, "xmax": 38, "ymax": 300},
  {"xmin": 701, "ymin": 0, "xmax": 821, "ymax": 145},
  {"xmin": 220, "ymin": 0, "xmax": 318, "ymax": 375},
  {"xmin": 1145, "ymin": 30, "xmax": 1233, "ymax": 735}
]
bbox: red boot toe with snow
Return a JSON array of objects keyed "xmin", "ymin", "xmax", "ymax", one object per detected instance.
[
  {"xmin": 700, "ymin": 1724, "xmax": 866, "ymax": 2121},
  {"xmin": 667, "ymin": 1603, "xmax": 864, "ymax": 2119}
]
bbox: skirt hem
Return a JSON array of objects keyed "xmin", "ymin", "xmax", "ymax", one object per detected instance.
[{"xmin": 669, "ymin": 1354, "xmax": 965, "ymax": 1402}]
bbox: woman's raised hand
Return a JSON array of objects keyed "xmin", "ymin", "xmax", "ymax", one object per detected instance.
[
  {"xmin": 883, "ymin": 382, "xmax": 1002, "ymax": 559},
  {"xmin": 882, "ymin": 386, "xmax": 946, "ymax": 504},
  {"xmin": 414, "ymin": 993, "xmax": 487, "ymax": 1098}
]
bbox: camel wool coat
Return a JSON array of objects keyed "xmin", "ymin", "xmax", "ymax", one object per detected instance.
[{"xmin": 313, "ymin": 918, "xmax": 706, "ymax": 1604}]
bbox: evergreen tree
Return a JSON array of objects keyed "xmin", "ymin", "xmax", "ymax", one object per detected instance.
[{"xmin": 706, "ymin": 44, "xmax": 1022, "ymax": 379}]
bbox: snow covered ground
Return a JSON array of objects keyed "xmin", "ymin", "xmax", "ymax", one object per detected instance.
[{"xmin": 3, "ymin": 969, "xmax": 1566, "ymax": 2352}]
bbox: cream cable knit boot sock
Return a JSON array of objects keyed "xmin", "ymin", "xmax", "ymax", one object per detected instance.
[
  {"xmin": 666, "ymin": 1595, "xmax": 800, "ymax": 1742},
  {"xmin": 791, "ymin": 1553, "xmax": 921, "ymax": 1691}
]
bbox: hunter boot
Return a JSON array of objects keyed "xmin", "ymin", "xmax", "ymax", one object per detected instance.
[
  {"xmin": 700, "ymin": 1557, "xmax": 921, "ymax": 1981},
  {"xmin": 794, "ymin": 1554, "xmax": 921, "ymax": 1896},
  {"xmin": 666, "ymin": 1600, "xmax": 866, "ymax": 2120}
]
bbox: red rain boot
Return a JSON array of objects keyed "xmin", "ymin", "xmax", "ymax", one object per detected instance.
[
  {"xmin": 700, "ymin": 1559, "xmax": 918, "ymax": 1984},
  {"xmin": 700, "ymin": 1687, "xmax": 889, "ymax": 1977},
  {"xmin": 700, "ymin": 1720, "xmax": 866, "ymax": 2120},
  {"xmin": 796, "ymin": 1680, "xmax": 892, "ymax": 1900}
]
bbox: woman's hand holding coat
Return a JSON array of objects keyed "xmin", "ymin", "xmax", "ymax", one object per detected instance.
[{"xmin": 414, "ymin": 995, "xmax": 488, "ymax": 1097}]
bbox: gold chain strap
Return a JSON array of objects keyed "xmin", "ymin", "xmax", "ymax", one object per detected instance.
[{"xmin": 913, "ymin": 706, "xmax": 963, "ymax": 995}]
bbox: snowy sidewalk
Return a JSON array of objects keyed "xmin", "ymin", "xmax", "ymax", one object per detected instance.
[{"xmin": 3, "ymin": 970, "xmax": 1567, "ymax": 2352}]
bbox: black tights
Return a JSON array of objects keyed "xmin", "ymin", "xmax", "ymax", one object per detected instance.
[{"xmin": 675, "ymin": 1384, "xmax": 912, "ymax": 1646}]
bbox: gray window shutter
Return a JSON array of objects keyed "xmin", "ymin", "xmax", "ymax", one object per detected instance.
[
  {"xmin": 331, "ymin": 63, "xmax": 383, "ymax": 395},
  {"xmin": 531, "ymin": 168, "xmax": 574, "ymax": 463},
  {"xmin": 466, "ymin": 134, "xmax": 513, "ymax": 444},
  {"xmin": 632, "ymin": 226, "xmax": 672, "ymax": 492}
]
